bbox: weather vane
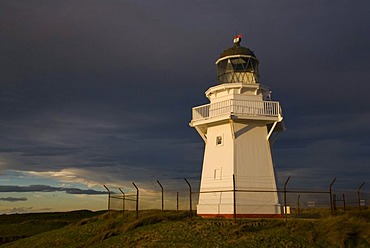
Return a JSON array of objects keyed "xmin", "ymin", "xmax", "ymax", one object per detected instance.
[{"xmin": 233, "ymin": 33, "xmax": 242, "ymax": 44}]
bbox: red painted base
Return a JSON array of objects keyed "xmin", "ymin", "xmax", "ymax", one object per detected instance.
[{"xmin": 198, "ymin": 213, "xmax": 283, "ymax": 219}]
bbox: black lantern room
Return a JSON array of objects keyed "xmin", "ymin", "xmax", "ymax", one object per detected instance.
[{"xmin": 216, "ymin": 35, "xmax": 259, "ymax": 84}]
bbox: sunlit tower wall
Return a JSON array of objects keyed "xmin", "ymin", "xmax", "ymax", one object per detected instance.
[{"xmin": 190, "ymin": 35, "xmax": 285, "ymax": 218}]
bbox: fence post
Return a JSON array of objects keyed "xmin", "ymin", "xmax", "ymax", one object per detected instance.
[
  {"xmin": 329, "ymin": 178, "xmax": 336, "ymax": 216},
  {"xmin": 184, "ymin": 178, "xmax": 192, "ymax": 218},
  {"xmin": 358, "ymin": 182, "xmax": 365, "ymax": 212},
  {"xmin": 329, "ymin": 177, "xmax": 337, "ymax": 215},
  {"xmin": 333, "ymin": 194, "xmax": 337, "ymax": 212},
  {"xmin": 176, "ymin": 192, "xmax": 179, "ymax": 211},
  {"xmin": 233, "ymin": 174, "xmax": 236, "ymax": 222},
  {"xmin": 342, "ymin": 193, "xmax": 346, "ymax": 212},
  {"xmin": 157, "ymin": 180, "xmax": 164, "ymax": 212},
  {"xmin": 118, "ymin": 188, "xmax": 125, "ymax": 214},
  {"xmin": 103, "ymin": 185, "xmax": 111, "ymax": 213},
  {"xmin": 283, "ymin": 176, "xmax": 291, "ymax": 222},
  {"xmin": 132, "ymin": 182, "xmax": 139, "ymax": 219},
  {"xmin": 297, "ymin": 194, "xmax": 300, "ymax": 215}
]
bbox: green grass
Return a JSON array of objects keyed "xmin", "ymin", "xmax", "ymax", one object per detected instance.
[
  {"xmin": 0, "ymin": 210, "xmax": 103, "ymax": 245},
  {"xmin": 1, "ymin": 209, "xmax": 370, "ymax": 247}
]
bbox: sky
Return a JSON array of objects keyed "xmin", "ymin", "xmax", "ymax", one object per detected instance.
[{"xmin": 1, "ymin": 0, "xmax": 369, "ymax": 213}]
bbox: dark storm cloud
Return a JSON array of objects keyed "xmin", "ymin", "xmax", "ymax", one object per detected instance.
[
  {"xmin": 0, "ymin": 1, "xmax": 369, "ymax": 190},
  {"xmin": 0, "ymin": 185, "xmax": 106, "ymax": 195},
  {"xmin": 0, "ymin": 197, "xmax": 28, "ymax": 202}
]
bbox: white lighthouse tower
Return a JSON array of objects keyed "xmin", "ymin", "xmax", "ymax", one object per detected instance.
[{"xmin": 190, "ymin": 35, "xmax": 285, "ymax": 218}]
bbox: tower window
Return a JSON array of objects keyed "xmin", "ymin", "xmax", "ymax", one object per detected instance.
[
  {"xmin": 216, "ymin": 136, "xmax": 223, "ymax": 146},
  {"xmin": 214, "ymin": 168, "xmax": 222, "ymax": 180}
]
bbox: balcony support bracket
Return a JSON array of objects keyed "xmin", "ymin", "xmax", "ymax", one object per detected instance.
[
  {"xmin": 229, "ymin": 119, "xmax": 235, "ymax": 140},
  {"xmin": 267, "ymin": 121, "xmax": 278, "ymax": 140},
  {"xmin": 195, "ymin": 126, "xmax": 207, "ymax": 143}
]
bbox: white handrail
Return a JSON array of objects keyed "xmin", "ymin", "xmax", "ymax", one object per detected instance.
[{"xmin": 192, "ymin": 99, "xmax": 280, "ymax": 121}]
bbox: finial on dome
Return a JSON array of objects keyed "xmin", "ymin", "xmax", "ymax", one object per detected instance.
[{"xmin": 233, "ymin": 34, "xmax": 242, "ymax": 45}]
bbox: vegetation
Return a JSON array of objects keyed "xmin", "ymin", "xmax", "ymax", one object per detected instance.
[
  {"xmin": 1, "ymin": 208, "xmax": 369, "ymax": 247},
  {"xmin": 0, "ymin": 210, "xmax": 103, "ymax": 245}
]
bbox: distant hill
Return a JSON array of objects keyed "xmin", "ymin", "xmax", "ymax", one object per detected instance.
[{"xmin": 1, "ymin": 209, "xmax": 369, "ymax": 247}]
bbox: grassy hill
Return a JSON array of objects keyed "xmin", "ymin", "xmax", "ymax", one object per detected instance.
[{"xmin": 1, "ymin": 209, "xmax": 369, "ymax": 247}]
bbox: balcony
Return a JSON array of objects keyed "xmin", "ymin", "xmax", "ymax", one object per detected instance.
[{"xmin": 191, "ymin": 99, "xmax": 282, "ymax": 124}]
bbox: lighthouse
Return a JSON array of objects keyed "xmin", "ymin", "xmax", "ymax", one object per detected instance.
[{"xmin": 190, "ymin": 35, "xmax": 285, "ymax": 218}]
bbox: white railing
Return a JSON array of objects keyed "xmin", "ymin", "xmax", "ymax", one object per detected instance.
[{"xmin": 192, "ymin": 99, "xmax": 281, "ymax": 121}]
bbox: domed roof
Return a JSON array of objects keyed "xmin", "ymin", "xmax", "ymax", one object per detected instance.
[
  {"xmin": 218, "ymin": 35, "xmax": 257, "ymax": 60},
  {"xmin": 219, "ymin": 44, "xmax": 256, "ymax": 58}
]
